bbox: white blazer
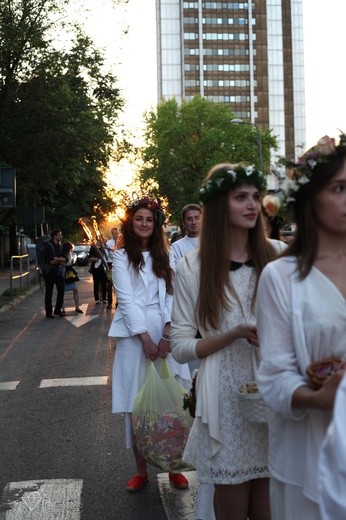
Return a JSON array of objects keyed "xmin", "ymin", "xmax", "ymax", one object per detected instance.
[{"xmin": 108, "ymin": 248, "xmax": 174, "ymax": 338}]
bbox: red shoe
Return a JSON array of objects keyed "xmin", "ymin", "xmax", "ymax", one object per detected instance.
[
  {"xmin": 169, "ymin": 473, "xmax": 189, "ymax": 490},
  {"xmin": 126, "ymin": 474, "xmax": 149, "ymax": 492}
]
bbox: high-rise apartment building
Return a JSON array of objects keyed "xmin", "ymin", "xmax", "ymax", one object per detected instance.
[{"xmin": 156, "ymin": 0, "xmax": 305, "ymax": 170}]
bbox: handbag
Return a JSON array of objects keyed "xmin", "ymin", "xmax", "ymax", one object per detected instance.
[
  {"xmin": 132, "ymin": 360, "xmax": 193, "ymax": 472},
  {"xmin": 65, "ymin": 266, "xmax": 80, "ymax": 284}
]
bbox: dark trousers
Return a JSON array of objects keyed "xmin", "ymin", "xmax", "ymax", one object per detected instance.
[
  {"xmin": 92, "ymin": 267, "xmax": 107, "ymax": 301},
  {"xmin": 106, "ymin": 264, "xmax": 113, "ymax": 306},
  {"xmin": 44, "ymin": 270, "xmax": 65, "ymax": 316},
  {"xmin": 106, "ymin": 277, "xmax": 113, "ymax": 306}
]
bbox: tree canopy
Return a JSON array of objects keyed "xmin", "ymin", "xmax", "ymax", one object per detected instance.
[
  {"xmin": 0, "ymin": 0, "xmax": 125, "ymax": 237},
  {"xmin": 139, "ymin": 95, "xmax": 278, "ymax": 224}
]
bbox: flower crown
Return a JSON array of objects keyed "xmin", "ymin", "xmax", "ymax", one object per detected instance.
[
  {"xmin": 199, "ymin": 164, "xmax": 267, "ymax": 204},
  {"xmin": 126, "ymin": 196, "xmax": 166, "ymax": 227},
  {"xmin": 269, "ymin": 132, "xmax": 346, "ymax": 217}
]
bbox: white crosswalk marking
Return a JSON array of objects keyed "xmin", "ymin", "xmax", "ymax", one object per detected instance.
[
  {"xmin": 0, "ymin": 377, "xmax": 110, "ymax": 391},
  {"xmin": 39, "ymin": 376, "xmax": 108, "ymax": 388},
  {"xmin": 63, "ymin": 304, "xmax": 98, "ymax": 328},
  {"xmin": 0, "ymin": 381, "xmax": 20, "ymax": 391},
  {"xmin": 0, "ymin": 479, "xmax": 82, "ymax": 519}
]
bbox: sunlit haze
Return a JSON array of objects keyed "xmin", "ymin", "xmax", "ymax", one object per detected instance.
[{"xmin": 71, "ymin": 0, "xmax": 346, "ymax": 187}]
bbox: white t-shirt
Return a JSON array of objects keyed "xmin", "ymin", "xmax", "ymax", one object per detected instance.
[
  {"xmin": 171, "ymin": 235, "xmax": 199, "ymax": 264},
  {"xmin": 105, "ymin": 238, "xmax": 116, "ymax": 263}
]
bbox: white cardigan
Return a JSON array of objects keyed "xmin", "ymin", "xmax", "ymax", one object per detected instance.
[
  {"xmin": 256, "ymin": 256, "xmax": 346, "ymax": 502},
  {"xmin": 171, "ymin": 240, "xmax": 285, "ymax": 457},
  {"xmin": 171, "ymin": 251, "xmax": 223, "ymax": 457},
  {"xmin": 108, "ymin": 248, "xmax": 174, "ymax": 338}
]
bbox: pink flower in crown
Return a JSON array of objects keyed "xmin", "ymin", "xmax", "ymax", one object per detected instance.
[
  {"xmin": 263, "ymin": 194, "xmax": 281, "ymax": 217},
  {"xmin": 316, "ymin": 135, "xmax": 336, "ymax": 156}
]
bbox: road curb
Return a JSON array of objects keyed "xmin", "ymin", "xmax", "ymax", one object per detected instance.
[{"xmin": 0, "ymin": 284, "xmax": 41, "ymax": 316}]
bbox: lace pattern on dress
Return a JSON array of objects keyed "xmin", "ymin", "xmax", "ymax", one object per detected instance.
[{"xmin": 196, "ymin": 266, "xmax": 270, "ymax": 484}]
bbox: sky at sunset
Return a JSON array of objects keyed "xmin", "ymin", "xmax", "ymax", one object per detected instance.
[{"xmin": 72, "ymin": 0, "xmax": 346, "ymax": 175}]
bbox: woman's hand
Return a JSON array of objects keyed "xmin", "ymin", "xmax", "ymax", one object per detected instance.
[
  {"xmin": 138, "ymin": 332, "xmax": 159, "ymax": 361},
  {"xmin": 158, "ymin": 337, "xmax": 170, "ymax": 359},
  {"xmin": 292, "ymin": 369, "xmax": 346, "ymax": 411},
  {"xmin": 196, "ymin": 323, "xmax": 259, "ymax": 358},
  {"xmin": 235, "ymin": 324, "xmax": 259, "ymax": 346},
  {"xmin": 314, "ymin": 369, "xmax": 346, "ymax": 411}
]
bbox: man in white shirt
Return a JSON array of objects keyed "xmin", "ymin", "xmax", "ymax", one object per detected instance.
[
  {"xmin": 172, "ymin": 204, "xmax": 201, "ymax": 374},
  {"xmin": 105, "ymin": 226, "xmax": 119, "ymax": 308},
  {"xmin": 106, "ymin": 227, "xmax": 119, "ymax": 261},
  {"xmin": 171, "ymin": 204, "xmax": 201, "ymax": 264}
]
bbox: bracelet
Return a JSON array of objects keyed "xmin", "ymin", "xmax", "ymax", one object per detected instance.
[{"xmin": 161, "ymin": 333, "xmax": 171, "ymax": 341}]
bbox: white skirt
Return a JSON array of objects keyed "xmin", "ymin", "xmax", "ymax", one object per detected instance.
[{"xmin": 270, "ymin": 478, "xmax": 321, "ymax": 520}]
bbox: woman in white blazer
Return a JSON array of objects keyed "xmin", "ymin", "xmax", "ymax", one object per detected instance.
[{"xmin": 108, "ymin": 196, "xmax": 190, "ymax": 493}]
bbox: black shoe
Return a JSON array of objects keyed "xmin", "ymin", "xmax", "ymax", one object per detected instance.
[
  {"xmin": 75, "ymin": 308, "xmax": 83, "ymax": 313},
  {"xmin": 46, "ymin": 315, "xmax": 55, "ymax": 319},
  {"xmin": 54, "ymin": 311, "xmax": 66, "ymax": 317}
]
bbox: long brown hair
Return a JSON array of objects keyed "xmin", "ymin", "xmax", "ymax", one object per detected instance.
[
  {"xmin": 117, "ymin": 205, "xmax": 173, "ymax": 294},
  {"xmin": 282, "ymin": 153, "xmax": 346, "ymax": 278},
  {"xmin": 198, "ymin": 163, "xmax": 278, "ymax": 330}
]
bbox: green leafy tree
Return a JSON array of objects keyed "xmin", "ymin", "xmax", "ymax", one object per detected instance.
[
  {"xmin": 140, "ymin": 95, "xmax": 277, "ymax": 223},
  {"xmin": 0, "ymin": 0, "xmax": 125, "ymax": 237}
]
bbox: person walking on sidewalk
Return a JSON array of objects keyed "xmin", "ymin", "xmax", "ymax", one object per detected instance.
[
  {"xmin": 61, "ymin": 241, "xmax": 83, "ymax": 314},
  {"xmin": 43, "ymin": 228, "xmax": 66, "ymax": 318}
]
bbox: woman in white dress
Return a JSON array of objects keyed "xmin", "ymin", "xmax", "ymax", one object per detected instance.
[
  {"xmin": 171, "ymin": 163, "xmax": 285, "ymax": 520},
  {"xmin": 256, "ymin": 134, "xmax": 346, "ymax": 519},
  {"xmin": 108, "ymin": 196, "xmax": 190, "ymax": 492}
]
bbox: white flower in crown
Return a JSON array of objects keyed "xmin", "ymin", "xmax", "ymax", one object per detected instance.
[
  {"xmin": 206, "ymin": 180, "xmax": 213, "ymax": 191},
  {"xmin": 227, "ymin": 169, "xmax": 237, "ymax": 180},
  {"xmin": 245, "ymin": 165, "xmax": 255, "ymax": 176},
  {"xmin": 282, "ymin": 179, "xmax": 299, "ymax": 195},
  {"xmin": 307, "ymin": 158, "xmax": 317, "ymax": 170},
  {"xmin": 215, "ymin": 178, "xmax": 224, "ymax": 187},
  {"xmin": 298, "ymin": 175, "xmax": 310, "ymax": 185}
]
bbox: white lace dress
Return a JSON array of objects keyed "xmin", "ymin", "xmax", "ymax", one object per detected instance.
[{"xmin": 190, "ymin": 264, "xmax": 269, "ymax": 484}]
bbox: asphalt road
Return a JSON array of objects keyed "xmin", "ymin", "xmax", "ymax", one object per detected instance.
[{"xmin": 0, "ymin": 267, "xmax": 197, "ymax": 520}]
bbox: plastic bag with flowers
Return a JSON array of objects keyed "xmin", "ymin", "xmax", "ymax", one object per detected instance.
[{"xmin": 132, "ymin": 360, "xmax": 194, "ymax": 472}]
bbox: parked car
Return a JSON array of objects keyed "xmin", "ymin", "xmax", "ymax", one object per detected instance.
[
  {"xmin": 73, "ymin": 242, "xmax": 91, "ymax": 266},
  {"xmin": 27, "ymin": 243, "xmax": 37, "ymax": 264}
]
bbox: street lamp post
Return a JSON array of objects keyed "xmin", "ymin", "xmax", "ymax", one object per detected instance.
[{"xmin": 231, "ymin": 118, "xmax": 263, "ymax": 173}]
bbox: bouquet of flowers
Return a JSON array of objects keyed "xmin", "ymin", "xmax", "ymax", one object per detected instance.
[
  {"xmin": 306, "ymin": 357, "xmax": 346, "ymax": 390},
  {"xmin": 132, "ymin": 361, "xmax": 193, "ymax": 472},
  {"xmin": 239, "ymin": 382, "xmax": 260, "ymax": 395}
]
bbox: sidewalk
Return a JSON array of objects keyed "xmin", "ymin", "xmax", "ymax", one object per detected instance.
[
  {"xmin": 0, "ymin": 264, "xmax": 40, "ymax": 316},
  {"xmin": 0, "ymin": 265, "xmax": 38, "ymax": 295}
]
